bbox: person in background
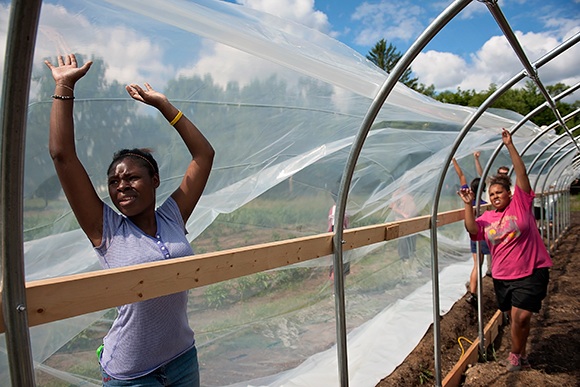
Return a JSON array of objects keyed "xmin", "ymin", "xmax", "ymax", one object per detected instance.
[
  {"xmin": 458, "ymin": 128, "xmax": 552, "ymax": 372},
  {"xmin": 389, "ymin": 186, "xmax": 418, "ymax": 263},
  {"xmin": 46, "ymin": 53, "xmax": 214, "ymax": 386},
  {"xmin": 497, "ymin": 165, "xmax": 510, "ymax": 175},
  {"xmin": 452, "ymin": 156, "xmax": 492, "ymax": 306},
  {"xmin": 328, "ymin": 198, "xmax": 350, "ymax": 280}
]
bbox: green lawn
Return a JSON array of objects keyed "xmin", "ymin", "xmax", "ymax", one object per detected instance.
[{"xmin": 571, "ymin": 193, "xmax": 580, "ymax": 212}]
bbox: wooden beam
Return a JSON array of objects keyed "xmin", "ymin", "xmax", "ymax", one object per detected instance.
[
  {"xmin": 0, "ymin": 208, "xmax": 468, "ymax": 332},
  {"xmin": 442, "ymin": 309, "xmax": 504, "ymax": 387}
]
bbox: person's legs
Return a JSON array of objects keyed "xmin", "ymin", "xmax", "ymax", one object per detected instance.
[
  {"xmin": 485, "ymin": 254, "xmax": 492, "ymax": 276},
  {"xmin": 409, "ymin": 234, "xmax": 417, "ymax": 257},
  {"xmin": 510, "ymin": 306, "xmax": 532, "ymax": 356},
  {"xmin": 164, "ymin": 346, "xmax": 200, "ymax": 387},
  {"xmin": 503, "ymin": 268, "xmax": 549, "ymax": 371},
  {"xmin": 398, "ymin": 237, "xmax": 410, "ymax": 261},
  {"xmin": 467, "ymin": 252, "xmax": 485, "ymax": 306},
  {"xmin": 469, "ymin": 252, "xmax": 485, "ymax": 293},
  {"xmin": 466, "ymin": 252, "xmax": 478, "ymax": 307},
  {"xmin": 503, "ymin": 306, "xmax": 533, "ymax": 371},
  {"xmin": 469, "ymin": 252, "xmax": 477, "ymax": 294}
]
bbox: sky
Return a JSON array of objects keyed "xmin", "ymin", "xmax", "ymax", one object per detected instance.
[
  {"xmin": 228, "ymin": 0, "xmax": 580, "ymax": 92},
  {"xmin": 0, "ymin": 0, "xmax": 578, "ymax": 95}
]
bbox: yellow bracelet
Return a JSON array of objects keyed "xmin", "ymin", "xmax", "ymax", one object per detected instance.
[{"xmin": 169, "ymin": 110, "xmax": 183, "ymax": 126}]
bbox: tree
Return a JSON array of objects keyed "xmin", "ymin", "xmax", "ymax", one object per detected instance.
[
  {"xmin": 415, "ymin": 83, "xmax": 436, "ymax": 98},
  {"xmin": 431, "ymin": 82, "xmax": 579, "ymax": 135},
  {"xmin": 367, "ymin": 39, "xmax": 418, "ymax": 90}
]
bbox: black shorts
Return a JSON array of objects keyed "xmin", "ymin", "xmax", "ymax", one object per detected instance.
[{"xmin": 493, "ymin": 268, "xmax": 549, "ymax": 313}]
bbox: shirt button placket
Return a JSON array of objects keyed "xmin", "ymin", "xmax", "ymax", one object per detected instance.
[{"xmin": 156, "ymin": 235, "xmax": 170, "ymax": 258}]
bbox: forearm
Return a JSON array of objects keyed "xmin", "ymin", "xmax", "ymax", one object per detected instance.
[
  {"xmin": 156, "ymin": 101, "xmax": 214, "ymax": 162},
  {"xmin": 164, "ymin": 102, "xmax": 215, "ymax": 220},
  {"xmin": 474, "ymin": 157, "xmax": 483, "ymax": 177},
  {"xmin": 48, "ymin": 84, "xmax": 77, "ymax": 161},
  {"xmin": 452, "ymin": 159, "xmax": 467, "ymax": 186},
  {"xmin": 505, "ymin": 143, "xmax": 524, "ymax": 174},
  {"xmin": 174, "ymin": 115, "xmax": 215, "ymax": 163},
  {"xmin": 463, "ymin": 203, "xmax": 478, "ymax": 235},
  {"xmin": 505, "ymin": 142, "xmax": 531, "ymax": 192}
]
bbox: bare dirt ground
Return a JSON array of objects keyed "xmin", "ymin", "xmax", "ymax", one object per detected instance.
[{"xmin": 377, "ymin": 211, "xmax": 580, "ymax": 387}]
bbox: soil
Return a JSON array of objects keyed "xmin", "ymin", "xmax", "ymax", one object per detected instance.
[{"xmin": 377, "ymin": 211, "xmax": 580, "ymax": 387}]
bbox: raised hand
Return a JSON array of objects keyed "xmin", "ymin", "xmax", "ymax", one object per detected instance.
[
  {"xmin": 44, "ymin": 54, "xmax": 92, "ymax": 87},
  {"xmin": 502, "ymin": 128, "xmax": 512, "ymax": 147},
  {"xmin": 457, "ymin": 186, "xmax": 474, "ymax": 204},
  {"xmin": 125, "ymin": 83, "xmax": 168, "ymax": 108}
]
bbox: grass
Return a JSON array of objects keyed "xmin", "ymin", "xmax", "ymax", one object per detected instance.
[{"xmin": 570, "ymin": 193, "xmax": 580, "ymax": 211}]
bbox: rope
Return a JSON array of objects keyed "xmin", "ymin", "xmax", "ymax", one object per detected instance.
[{"xmin": 458, "ymin": 336, "xmax": 473, "ymax": 358}]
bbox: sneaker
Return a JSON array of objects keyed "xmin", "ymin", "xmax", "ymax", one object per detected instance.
[
  {"xmin": 520, "ymin": 355, "xmax": 531, "ymax": 369},
  {"xmin": 504, "ymin": 352, "xmax": 522, "ymax": 372},
  {"xmin": 466, "ymin": 293, "xmax": 477, "ymax": 307}
]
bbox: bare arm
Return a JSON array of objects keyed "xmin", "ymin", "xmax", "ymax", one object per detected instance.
[
  {"xmin": 502, "ymin": 128, "xmax": 531, "ymax": 193},
  {"xmin": 452, "ymin": 158, "xmax": 467, "ymax": 186},
  {"xmin": 389, "ymin": 191, "xmax": 417, "ymax": 219},
  {"xmin": 473, "ymin": 151, "xmax": 483, "ymax": 177},
  {"xmin": 457, "ymin": 187, "xmax": 478, "ymax": 235},
  {"xmin": 45, "ymin": 54, "xmax": 104, "ymax": 247},
  {"xmin": 126, "ymin": 83, "xmax": 215, "ymax": 223}
]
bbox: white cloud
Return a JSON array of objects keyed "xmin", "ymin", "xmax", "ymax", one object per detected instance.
[
  {"xmin": 236, "ymin": 0, "xmax": 330, "ymax": 32},
  {"xmin": 176, "ymin": 41, "xmax": 286, "ymax": 89},
  {"xmin": 173, "ymin": 0, "xmax": 350, "ymax": 89},
  {"xmin": 413, "ymin": 51, "xmax": 467, "ymax": 90},
  {"xmin": 413, "ymin": 27, "xmax": 580, "ymax": 92},
  {"xmin": 454, "ymin": 0, "xmax": 489, "ymax": 20},
  {"xmin": 34, "ymin": 5, "xmax": 172, "ymax": 88},
  {"xmin": 0, "ymin": 4, "xmax": 174, "ymax": 94},
  {"xmin": 352, "ymin": 1, "xmax": 425, "ymax": 46}
]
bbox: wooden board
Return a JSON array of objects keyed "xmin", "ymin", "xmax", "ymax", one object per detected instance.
[{"xmin": 0, "ymin": 208, "xmax": 468, "ymax": 332}]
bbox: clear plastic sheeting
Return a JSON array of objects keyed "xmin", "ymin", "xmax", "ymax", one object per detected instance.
[{"xmin": 0, "ymin": 0, "xmax": 571, "ymax": 386}]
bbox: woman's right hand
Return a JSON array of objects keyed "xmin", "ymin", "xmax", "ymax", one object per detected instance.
[{"xmin": 44, "ymin": 54, "xmax": 92, "ymax": 87}]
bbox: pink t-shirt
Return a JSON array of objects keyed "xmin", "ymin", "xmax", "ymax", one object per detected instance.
[{"xmin": 471, "ymin": 185, "xmax": 552, "ymax": 280}]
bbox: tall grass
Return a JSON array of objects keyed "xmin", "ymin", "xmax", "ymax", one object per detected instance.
[{"xmin": 570, "ymin": 193, "xmax": 580, "ymax": 212}]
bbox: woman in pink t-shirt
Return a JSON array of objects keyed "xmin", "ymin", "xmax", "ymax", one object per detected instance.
[{"xmin": 458, "ymin": 129, "xmax": 552, "ymax": 372}]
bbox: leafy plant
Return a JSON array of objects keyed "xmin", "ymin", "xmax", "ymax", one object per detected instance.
[
  {"xmin": 418, "ymin": 365, "xmax": 434, "ymax": 385},
  {"xmin": 204, "ymin": 283, "xmax": 231, "ymax": 309}
]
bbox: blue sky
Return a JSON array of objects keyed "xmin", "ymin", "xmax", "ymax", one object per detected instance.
[
  {"xmin": 0, "ymin": 0, "xmax": 578, "ymax": 94},
  {"xmin": 230, "ymin": 0, "xmax": 580, "ymax": 92}
]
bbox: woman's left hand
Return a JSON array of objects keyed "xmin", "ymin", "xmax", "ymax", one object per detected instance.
[{"xmin": 126, "ymin": 83, "xmax": 168, "ymax": 108}]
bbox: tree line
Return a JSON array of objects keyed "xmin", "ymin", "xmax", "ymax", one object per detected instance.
[{"xmin": 366, "ymin": 38, "xmax": 579, "ymax": 134}]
